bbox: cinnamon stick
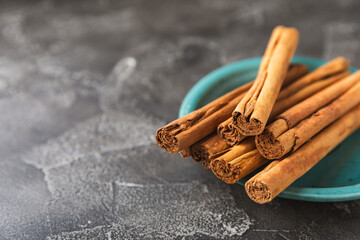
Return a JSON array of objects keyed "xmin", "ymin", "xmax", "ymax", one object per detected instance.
[
  {"xmin": 268, "ymin": 70, "xmax": 349, "ymax": 120},
  {"xmin": 232, "ymin": 26, "xmax": 299, "ymax": 136},
  {"xmin": 217, "ymin": 118, "xmax": 246, "ymax": 146},
  {"xmin": 156, "ymin": 63, "xmax": 306, "ymax": 154},
  {"xmin": 277, "ymin": 57, "xmax": 350, "ymax": 101},
  {"xmin": 156, "ymin": 83, "xmax": 251, "ymax": 154},
  {"xmin": 246, "ymin": 105, "xmax": 360, "ymax": 204},
  {"xmin": 179, "ymin": 148, "xmax": 191, "ymax": 158},
  {"xmin": 256, "ymin": 71, "xmax": 360, "ymax": 159},
  {"xmin": 218, "ymin": 67, "xmax": 345, "ymax": 146},
  {"xmin": 211, "ymin": 143, "xmax": 271, "ymax": 184},
  {"xmin": 190, "ymin": 134, "xmax": 229, "ymax": 168},
  {"xmin": 209, "ymin": 137, "xmax": 256, "ymax": 175}
]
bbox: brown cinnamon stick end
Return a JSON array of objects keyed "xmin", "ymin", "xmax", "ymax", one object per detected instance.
[
  {"xmin": 210, "ymin": 158, "xmax": 229, "ymax": 179},
  {"xmin": 179, "ymin": 148, "xmax": 191, "ymax": 158},
  {"xmin": 190, "ymin": 145, "xmax": 207, "ymax": 163},
  {"xmin": 225, "ymin": 164, "xmax": 243, "ymax": 184},
  {"xmin": 218, "ymin": 120, "xmax": 245, "ymax": 146},
  {"xmin": 232, "ymin": 112, "xmax": 264, "ymax": 136},
  {"xmin": 255, "ymin": 130, "xmax": 285, "ymax": 160},
  {"xmin": 211, "ymin": 159, "xmax": 242, "ymax": 184},
  {"xmin": 155, "ymin": 127, "xmax": 180, "ymax": 153},
  {"xmin": 217, "ymin": 123, "xmax": 228, "ymax": 140},
  {"xmin": 202, "ymin": 158, "xmax": 212, "ymax": 169},
  {"xmin": 245, "ymin": 179, "xmax": 272, "ymax": 204}
]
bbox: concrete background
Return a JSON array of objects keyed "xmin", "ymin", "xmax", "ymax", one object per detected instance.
[{"xmin": 0, "ymin": 0, "xmax": 360, "ymax": 239}]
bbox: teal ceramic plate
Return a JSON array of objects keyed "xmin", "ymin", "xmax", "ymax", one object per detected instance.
[{"xmin": 179, "ymin": 56, "xmax": 360, "ymax": 202}]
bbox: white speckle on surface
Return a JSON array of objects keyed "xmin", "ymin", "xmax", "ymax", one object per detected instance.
[
  {"xmin": 223, "ymin": 222, "xmax": 243, "ymax": 235},
  {"xmin": 22, "ymin": 109, "xmax": 162, "ymax": 170},
  {"xmin": 202, "ymin": 184, "xmax": 209, "ymax": 193},
  {"xmin": 113, "ymin": 57, "xmax": 137, "ymax": 84},
  {"xmin": 278, "ymin": 232, "xmax": 291, "ymax": 240},
  {"xmin": 46, "ymin": 181, "xmax": 253, "ymax": 239},
  {"xmin": 78, "ymin": 223, "xmax": 88, "ymax": 228},
  {"xmin": 99, "ymin": 57, "xmax": 137, "ymax": 111},
  {"xmin": 253, "ymin": 229, "xmax": 291, "ymax": 232},
  {"xmin": 115, "ymin": 182, "xmax": 145, "ymax": 188},
  {"xmin": 105, "ymin": 231, "xmax": 112, "ymax": 240},
  {"xmin": 333, "ymin": 202, "xmax": 351, "ymax": 214}
]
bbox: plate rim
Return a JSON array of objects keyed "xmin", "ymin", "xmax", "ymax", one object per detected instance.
[{"xmin": 179, "ymin": 56, "xmax": 360, "ymax": 202}]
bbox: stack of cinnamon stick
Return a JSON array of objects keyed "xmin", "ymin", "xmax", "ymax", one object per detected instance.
[{"xmin": 155, "ymin": 25, "xmax": 360, "ymax": 204}]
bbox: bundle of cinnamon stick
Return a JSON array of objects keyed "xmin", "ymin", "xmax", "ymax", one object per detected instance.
[{"xmin": 155, "ymin": 25, "xmax": 360, "ymax": 204}]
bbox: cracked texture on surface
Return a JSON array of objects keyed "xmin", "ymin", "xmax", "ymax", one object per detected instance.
[{"xmin": 1, "ymin": 0, "xmax": 360, "ymax": 239}]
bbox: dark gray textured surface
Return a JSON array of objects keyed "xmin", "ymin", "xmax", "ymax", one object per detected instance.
[{"xmin": 1, "ymin": 0, "xmax": 360, "ymax": 239}]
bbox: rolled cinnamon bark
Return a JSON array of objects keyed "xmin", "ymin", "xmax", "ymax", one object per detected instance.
[
  {"xmin": 269, "ymin": 70, "xmax": 349, "ymax": 120},
  {"xmin": 217, "ymin": 118, "xmax": 246, "ymax": 146},
  {"xmin": 156, "ymin": 63, "xmax": 306, "ymax": 154},
  {"xmin": 156, "ymin": 83, "xmax": 250, "ymax": 153},
  {"xmin": 277, "ymin": 57, "xmax": 350, "ymax": 100},
  {"xmin": 256, "ymin": 71, "xmax": 360, "ymax": 159},
  {"xmin": 211, "ymin": 147, "xmax": 270, "ymax": 184},
  {"xmin": 190, "ymin": 133, "xmax": 229, "ymax": 168},
  {"xmin": 218, "ymin": 67, "xmax": 346, "ymax": 146},
  {"xmin": 202, "ymin": 157, "xmax": 213, "ymax": 169},
  {"xmin": 209, "ymin": 137, "xmax": 256, "ymax": 172},
  {"xmin": 246, "ymin": 105, "xmax": 360, "ymax": 204},
  {"xmin": 179, "ymin": 148, "xmax": 191, "ymax": 158},
  {"xmin": 232, "ymin": 26, "xmax": 299, "ymax": 136}
]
